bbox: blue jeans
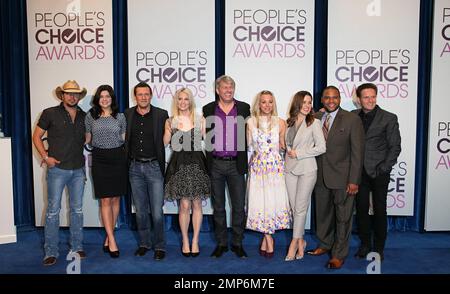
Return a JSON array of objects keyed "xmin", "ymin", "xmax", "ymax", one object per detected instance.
[
  {"xmin": 44, "ymin": 167, "xmax": 86, "ymax": 258},
  {"xmin": 129, "ymin": 161, "xmax": 165, "ymax": 250}
]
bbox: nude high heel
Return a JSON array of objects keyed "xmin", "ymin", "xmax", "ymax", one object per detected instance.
[{"xmin": 296, "ymin": 240, "xmax": 307, "ymax": 260}]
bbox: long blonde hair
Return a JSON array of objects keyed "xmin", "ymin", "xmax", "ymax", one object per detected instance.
[
  {"xmin": 251, "ymin": 90, "xmax": 278, "ymax": 130},
  {"xmin": 171, "ymin": 88, "xmax": 196, "ymax": 126}
]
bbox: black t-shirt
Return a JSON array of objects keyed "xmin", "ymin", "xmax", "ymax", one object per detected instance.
[
  {"xmin": 130, "ymin": 107, "xmax": 156, "ymax": 159},
  {"xmin": 37, "ymin": 103, "xmax": 86, "ymax": 170}
]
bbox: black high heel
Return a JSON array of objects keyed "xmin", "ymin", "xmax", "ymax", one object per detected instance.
[
  {"xmin": 109, "ymin": 249, "xmax": 120, "ymax": 258},
  {"xmin": 103, "ymin": 245, "xmax": 109, "ymax": 253}
]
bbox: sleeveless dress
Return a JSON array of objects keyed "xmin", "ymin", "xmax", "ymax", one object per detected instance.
[
  {"xmin": 164, "ymin": 117, "xmax": 211, "ymax": 201},
  {"xmin": 246, "ymin": 117, "xmax": 292, "ymax": 234}
]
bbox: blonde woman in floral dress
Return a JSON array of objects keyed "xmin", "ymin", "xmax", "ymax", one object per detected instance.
[{"xmin": 245, "ymin": 90, "xmax": 292, "ymax": 258}]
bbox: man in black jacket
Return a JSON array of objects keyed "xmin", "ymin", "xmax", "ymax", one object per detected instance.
[
  {"xmin": 125, "ymin": 82, "xmax": 168, "ymax": 261},
  {"xmin": 203, "ymin": 75, "xmax": 250, "ymax": 258},
  {"xmin": 352, "ymin": 83, "xmax": 401, "ymax": 261}
]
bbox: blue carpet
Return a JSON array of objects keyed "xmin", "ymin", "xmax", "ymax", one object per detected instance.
[{"xmin": 1, "ymin": 227, "xmax": 449, "ymax": 274}]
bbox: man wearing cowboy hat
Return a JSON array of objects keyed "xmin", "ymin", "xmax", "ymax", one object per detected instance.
[{"xmin": 32, "ymin": 80, "xmax": 88, "ymax": 266}]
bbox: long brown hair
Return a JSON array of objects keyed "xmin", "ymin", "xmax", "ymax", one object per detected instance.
[{"xmin": 287, "ymin": 91, "xmax": 314, "ymax": 127}]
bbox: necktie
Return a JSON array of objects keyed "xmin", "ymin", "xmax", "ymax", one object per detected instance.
[{"xmin": 322, "ymin": 114, "xmax": 331, "ymax": 140}]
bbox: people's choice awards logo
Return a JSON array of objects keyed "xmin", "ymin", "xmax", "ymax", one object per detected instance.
[
  {"xmin": 135, "ymin": 50, "xmax": 209, "ymax": 100},
  {"xmin": 334, "ymin": 49, "xmax": 410, "ymax": 100},
  {"xmin": 440, "ymin": 7, "xmax": 450, "ymax": 57},
  {"xmin": 387, "ymin": 162, "xmax": 407, "ymax": 209},
  {"xmin": 231, "ymin": 9, "xmax": 307, "ymax": 59},
  {"xmin": 435, "ymin": 122, "xmax": 450, "ymax": 170},
  {"xmin": 33, "ymin": 6, "xmax": 106, "ymax": 61}
]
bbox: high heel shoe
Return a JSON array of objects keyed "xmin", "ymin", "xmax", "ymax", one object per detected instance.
[
  {"xmin": 259, "ymin": 236, "xmax": 267, "ymax": 257},
  {"xmin": 265, "ymin": 237, "xmax": 275, "ymax": 259},
  {"xmin": 285, "ymin": 240, "xmax": 299, "ymax": 261},
  {"xmin": 191, "ymin": 242, "xmax": 200, "ymax": 257},
  {"xmin": 181, "ymin": 242, "xmax": 191, "ymax": 257},
  {"xmin": 109, "ymin": 249, "xmax": 120, "ymax": 258},
  {"xmin": 103, "ymin": 237, "xmax": 109, "ymax": 253},
  {"xmin": 191, "ymin": 251, "xmax": 200, "ymax": 257},
  {"xmin": 295, "ymin": 241, "xmax": 307, "ymax": 260}
]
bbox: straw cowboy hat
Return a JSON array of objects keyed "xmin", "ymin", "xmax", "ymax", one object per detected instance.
[{"xmin": 55, "ymin": 80, "xmax": 87, "ymax": 99}]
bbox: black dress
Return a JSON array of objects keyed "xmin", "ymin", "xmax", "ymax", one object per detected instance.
[{"xmin": 164, "ymin": 122, "xmax": 210, "ymax": 201}]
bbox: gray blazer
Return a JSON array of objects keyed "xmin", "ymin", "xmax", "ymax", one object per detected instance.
[
  {"xmin": 352, "ymin": 107, "xmax": 401, "ymax": 178},
  {"xmin": 285, "ymin": 118, "xmax": 326, "ymax": 175},
  {"xmin": 315, "ymin": 108, "xmax": 365, "ymax": 189}
]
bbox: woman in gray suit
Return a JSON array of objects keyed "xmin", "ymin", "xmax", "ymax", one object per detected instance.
[{"xmin": 285, "ymin": 91, "xmax": 326, "ymax": 261}]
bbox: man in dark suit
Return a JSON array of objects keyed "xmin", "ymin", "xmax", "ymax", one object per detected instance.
[
  {"xmin": 125, "ymin": 82, "xmax": 169, "ymax": 261},
  {"xmin": 202, "ymin": 75, "xmax": 250, "ymax": 258},
  {"xmin": 352, "ymin": 83, "xmax": 401, "ymax": 261},
  {"xmin": 307, "ymin": 86, "xmax": 365, "ymax": 269}
]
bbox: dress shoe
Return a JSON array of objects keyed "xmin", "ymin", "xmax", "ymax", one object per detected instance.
[
  {"xmin": 354, "ymin": 246, "xmax": 370, "ymax": 259},
  {"xmin": 210, "ymin": 245, "xmax": 228, "ymax": 258},
  {"xmin": 306, "ymin": 247, "xmax": 329, "ymax": 256},
  {"xmin": 327, "ymin": 257, "xmax": 345, "ymax": 269},
  {"xmin": 135, "ymin": 246, "xmax": 149, "ymax": 256},
  {"xmin": 43, "ymin": 256, "xmax": 57, "ymax": 266},
  {"xmin": 259, "ymin": 236, "xmax": 267, "ymax": 256},
  {"xmin": 296, "ymin": 240, "xmax": 307, "ymax": 260},
  {"xmin": 154, "ymin": 250, "xmax": 166, "ymax": 261},
  {"xmin": 231, "ymin": 245, "xmax": 248, "ymax": 259},
  {"xmin": 76, "ymin": 250, "xmax": 87, "ymax": 259},
  {"xmin": 109, "ymin": 250, "xmax": 120, "ymax": 258},
  {"xmin": 191, "ymin": 251, "xmax": 200, "ymax": 257},
  {"xmin": 264, "ymin": 238, "xmax": 274, "ymax": 259}
]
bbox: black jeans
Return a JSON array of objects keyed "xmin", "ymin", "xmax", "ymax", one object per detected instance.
[
  {"xmin": 355, "ymin": 169, "xmax": 390, "ymax": 252},
  {"xmin": 210, "ymin": 159, "xmax": 246, "ymax": 247}
]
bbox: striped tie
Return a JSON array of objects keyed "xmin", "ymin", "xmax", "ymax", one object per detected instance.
[{"xmin": 322, "ymin": 114, "xmax": 331, "ymax": 140}]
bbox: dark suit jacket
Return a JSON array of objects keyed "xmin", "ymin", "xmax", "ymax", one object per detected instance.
[
  {"xmin": 315, "ymin": 108, "xmax": 365, "ymax": 189},
  {"xmin": 202, "ymin": 100, "xmax": 251, "ymax": 175},
  {"xmin": 124, "ymin": 106, "xmax": 169, "ymax": 175},
  {"xmin": 352, "ymin": 106, "xmax": 401, "ymax": 178}
]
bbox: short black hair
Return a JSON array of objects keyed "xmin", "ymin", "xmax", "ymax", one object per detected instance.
[
  {"xmin": 133, "ymin": 82, "xmax": 153, "ymax": 96},
  {"xmin": 322, "ymin": 85, "xmax": 340, "ymax": 97},
  {"xmin": 356, "ymin": 83, "xmax": 378, "ymax": 98}
]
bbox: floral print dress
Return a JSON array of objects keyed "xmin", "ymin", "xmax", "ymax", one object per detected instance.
[{"xmin": 245, "ymin": 118, "xmax": 292, "ymax": 234}]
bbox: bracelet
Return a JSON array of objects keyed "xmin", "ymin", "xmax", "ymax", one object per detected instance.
[{"xmin": 43, "ymin": 155, "xmax": 49, "ymax": 160}]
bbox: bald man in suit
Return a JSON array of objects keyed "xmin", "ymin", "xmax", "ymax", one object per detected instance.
[{"xmin": 307, "ymin": 86, "xmax": 364, "ymax": 269}]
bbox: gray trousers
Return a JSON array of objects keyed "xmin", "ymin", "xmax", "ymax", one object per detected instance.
[
  {"xmin": 314, "ymin": 184, "xmax": 355, "ymax": 259},
  {"xmin": 285, "ymin": 171, "xmax": 317, "ymax": 238}
]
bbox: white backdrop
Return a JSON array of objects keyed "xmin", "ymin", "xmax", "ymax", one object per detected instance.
[
  {"xmin": 225, "ymin": 0, "xmax": 315, "ymax": 229},
  {"xmin": 327, "ymin": 0, "xmax": 419, "ymax": 215},
  {"xmin": 28, "ymin": 0, "xmax": 114, "ymax": 226},
  {"xmin": 425, "ymin": 0, "xmax": 450, "ymax": 231},
  {"xmin": 127, "ymin": 0, "xmax": 216, "ymax": 214}
]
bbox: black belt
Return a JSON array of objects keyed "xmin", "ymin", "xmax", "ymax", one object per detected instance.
[
  {"xmin": 131, "ymin": 157, "xmax": 157, "ymax": 163},
  {"xmin": 213, "ymin": 155, "xmax": 237, "ymax": 161}
]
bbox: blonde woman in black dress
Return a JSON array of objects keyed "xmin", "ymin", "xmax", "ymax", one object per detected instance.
[
  {"xmin": 163, "ymin": 88, "xmax": 210, "ymax": 257},
  {"xmin": 85, "ymin": 85, "xmax": 127, "ymax": 258}
]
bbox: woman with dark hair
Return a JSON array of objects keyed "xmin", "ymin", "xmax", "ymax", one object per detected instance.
[
  {"xmin": 284, "ymin": 91, "xmax": 326, "ymax": 261},
  {"xmin": 85, "ymin": 84, "xmax": 127, "ymax": 258}
]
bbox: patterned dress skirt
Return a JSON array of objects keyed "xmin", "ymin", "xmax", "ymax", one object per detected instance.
[{"xmin": 164, "ymin": 150, "xmax": 211, "ymax": 201}]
